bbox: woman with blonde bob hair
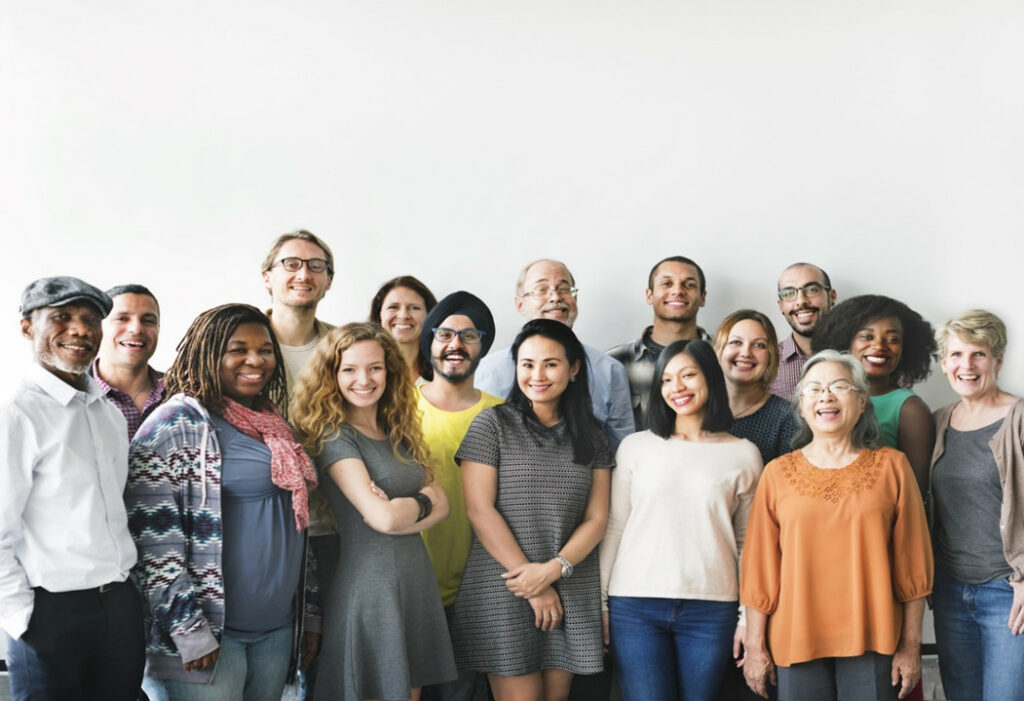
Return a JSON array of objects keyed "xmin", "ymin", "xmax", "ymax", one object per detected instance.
[
  {"xmin": 928, "ymin": 310, "xmax": 1024, "ymax": 700},
  {"xmin": 291, "ymin": 322, "xmax": 456, "ymax": 701}
]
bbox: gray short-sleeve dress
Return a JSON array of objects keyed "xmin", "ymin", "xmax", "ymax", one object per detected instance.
[
  {"xmin": 450, "ymin": 405, "xmax": 613, "ymax": 676},
  {"xmin": 313, "ymin": 425, "xmax": 456, "ymax": 701}
]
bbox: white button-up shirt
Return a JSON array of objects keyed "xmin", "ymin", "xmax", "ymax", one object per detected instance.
[{"xmin": 0, "ymin": 362, "xmax": 137, "ymax": 639}]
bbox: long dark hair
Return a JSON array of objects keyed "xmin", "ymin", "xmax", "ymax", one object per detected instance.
[
  {"xmin": 368, "ymin": 275, "xmax": 438, "ymax": 381},
  {"xmin": 647, "ymin": 339, "xmax": 732, "ymax": 438},
  {"xmin": 506, "ymin": 319, "xmax": 603, "ymax": 465},
  {"xmin": 164, "ymin": 303, "xmax": 287, "ymax": 415}
]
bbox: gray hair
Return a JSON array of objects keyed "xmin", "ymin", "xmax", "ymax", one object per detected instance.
[{"xmin": 790, "ymin": 349, "xmax": 881, "ymax": 450}]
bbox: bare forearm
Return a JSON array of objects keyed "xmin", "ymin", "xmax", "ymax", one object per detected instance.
[
  {"xmin": 558, "ymin": 514, "xmax": 608, "ymax": 569},
  {"xmin": 899, "ymin": 597, "xmax": 925, "ymax": 647},
  {"xmin": 387, "ymin": 493, "xmax": 450, "ymax": 535},
  {"xmin": 468, "ymin": 505, "xmax": 530, "ymax": 571}
]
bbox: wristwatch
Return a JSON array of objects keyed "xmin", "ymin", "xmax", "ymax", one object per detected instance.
[{"xmin": 554, "ymin": 554, "xmax": 573, "ymax": 579}]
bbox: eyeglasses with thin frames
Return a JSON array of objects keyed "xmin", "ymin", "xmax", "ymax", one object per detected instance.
[
  {"xmin": 520, "ymin": 285, "xmax": 578, "ymax": 300},
  {"xmin": 778, "ymin": 282, "xmax": 829, "ymax": 301}
]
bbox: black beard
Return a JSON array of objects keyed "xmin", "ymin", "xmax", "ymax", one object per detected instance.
[{"xmin": 432, "ymin": 352, "xmax": 480, "ymax": 384}]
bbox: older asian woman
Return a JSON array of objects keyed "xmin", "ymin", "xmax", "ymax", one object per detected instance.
[
  {"xmin": 740, "ymin": 350, "xmax": 933, "ymax": 701},
  {"xmin": 929, "ymin": 310, "xmax": 1024, "ymax": 699}
]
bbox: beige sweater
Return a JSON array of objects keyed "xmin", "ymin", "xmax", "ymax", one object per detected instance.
[{"xmin": 600, "ymin": 430, "xmax": 762, "ymax": 609}]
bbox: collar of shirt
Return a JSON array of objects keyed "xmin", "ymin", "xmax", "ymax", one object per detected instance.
[
  {"xmin": 29, "ymin": 361, "xmax": 103, "ymax": 407},
  {"xmin": 89, "ymin": 358, "xmax": 165, "ymax": 401},
  {"xmin": 779, "ymin": 334, "xmax": 808, "ymax": 362}
]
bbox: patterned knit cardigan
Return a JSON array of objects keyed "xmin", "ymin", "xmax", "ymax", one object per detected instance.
[{"xmin": 126, "ymin": 393, "xmax": 320, "ymax": 684}]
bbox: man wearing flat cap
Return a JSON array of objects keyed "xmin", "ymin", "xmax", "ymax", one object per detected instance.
[
  {"xmin": 418, "ymin": 291, "xmax": 502, "ymax": 701},
  {"xmin": 0, "ymin": 276, "xmax": 144, "ymax": 700}
]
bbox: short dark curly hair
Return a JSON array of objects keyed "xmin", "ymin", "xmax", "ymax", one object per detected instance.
[{"xmin": 811, "ymin": 294, "xmax": 936, "ymax": 387}]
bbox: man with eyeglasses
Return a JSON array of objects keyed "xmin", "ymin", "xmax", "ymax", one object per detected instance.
[
  {"xmin": 417, "ymin": 291, "xmax": 502, "ymax": 701},
  {"xmin": 608, "ymin": 255, "xmax": 711, "ymax": 430},
  {"xmin": 261, "ymin": 229, "xmax": 336, "ymax": 698},
  {"xmin": 261, "ymin": 230, "xmax": 337, "ymax": 389},
  {"xmin": 475, "ymin": 259, "xmax": 634, "ymax": 452},
  {"xmin": 768, "ymin": 262, "xmax": 837, "ymax": 400}
]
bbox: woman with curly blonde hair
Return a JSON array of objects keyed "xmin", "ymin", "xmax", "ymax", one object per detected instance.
[{"xmin": 291, "ymin": 322, "xmax": 457, "ymax": 701}]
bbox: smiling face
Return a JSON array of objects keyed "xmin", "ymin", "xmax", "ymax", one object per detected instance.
[
  {"xmin": 777, "ymin": 264, "xmax": 835, "ymax": 337},
  {"xmin": 515, "ymin": 335, "xmax": 579, "ymax": 416},
  {"xmin": 799, "ymin": 360, "xmax": 866, "ymax": 440},
  {"xmin": 941, "ymin": 334, "xmax": 1002, "ymax": 401},
  {"xmin": 263, "ymin": 238, "xmax": 333, "ymax": 310},
  {"xmin": 430, "ymin": 314, "xmax": 483, "ymax": 384},
  {"xmin": 101, "ymin": 293, "xmax": 160, "ymax": 371},
  {"xmin": 337, "ymin": 340, "xmax": 387, "ymax": 411},
  {"xmin": 379, "ymin": 286, "xmax": 427, "ymax": 345},
  {"xmin": 849, "ymin": 315, "xmax": 904, "ymax": 383},
  {"xmin": 646, "ymin": 261, "xmax": 705, "ymax": 324},
  {"xmin": 22, "ymin": 302, "xmax": 103, "ymax": 386},
  {"xmin": 514, "ymin": 261, "xmax": 579, "ymax": 327},
  {"xmin": 719, "ymin": 318, "xmax": 771, "ymax": 387},
  {"xmin": 660, "ymin": 351, "xmax": 708, "ymax": 419},
  {"xmin": 219, "ymin": 322, "xmax": 276, "ymax": 408}
]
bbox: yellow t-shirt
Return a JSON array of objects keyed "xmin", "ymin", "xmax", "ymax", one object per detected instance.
[{"xmin": 417, "ymin": 388, "xmax": 504, "ymax": 607}]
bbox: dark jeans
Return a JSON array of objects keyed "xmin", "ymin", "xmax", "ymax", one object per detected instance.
[
  {"xmin": 775, "ymin": 652, "xmax": 896, "ymax": 701},
  {"xmin": 6, "ymin": 579, "xmax": 145, "ymax": 701}
]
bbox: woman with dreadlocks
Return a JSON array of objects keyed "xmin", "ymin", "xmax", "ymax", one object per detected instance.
[{"xmin": 126, "ymin": 304, "xmax": 321, "ymax": 701}]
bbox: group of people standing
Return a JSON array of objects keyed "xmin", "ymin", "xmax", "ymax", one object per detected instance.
[{"xmin": 1, "ymin": 232, "xmax": 1020, "ymax": 701}]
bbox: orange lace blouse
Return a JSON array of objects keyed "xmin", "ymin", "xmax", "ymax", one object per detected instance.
[{"xmin": 740, "ymin": 447, "xmax": 933, "ymax": 666}]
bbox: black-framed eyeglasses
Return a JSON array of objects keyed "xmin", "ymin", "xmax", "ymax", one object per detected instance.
[
  {"xmin": 778, "ymin": 282, "xmax": 829, "ymax": 301},
  {"xmin": 273, "ymin": 257, "xmax": 332, "ymax": 274},
  {"xmin": 520, "ymin": 284, "xmax": 578, "ymax": 300},
  {"xmin": 432, "ymin": 327, "xmax": 486, "ymax": 344},
  {"xmin": 799, "ymin": 380, "xmax": 860, "ymax": 398}
]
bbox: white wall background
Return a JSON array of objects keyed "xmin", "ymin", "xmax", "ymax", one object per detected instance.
[{"xmin": 3, "ymin": 0, "xmax": 1023, "ymax": 408}]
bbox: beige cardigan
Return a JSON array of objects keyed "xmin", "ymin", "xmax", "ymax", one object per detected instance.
[{"xmin": 929, "ymin": 398, "xmax": 1024, "ymax": 583}]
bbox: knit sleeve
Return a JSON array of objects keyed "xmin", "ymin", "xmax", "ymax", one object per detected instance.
[
  {"xmin": 455, "ymin": 407, "xmax": 502, "ymax": 469},
  {"xmin": 599, "ymin": 433, "xmax": 637, "ymax": 609}
]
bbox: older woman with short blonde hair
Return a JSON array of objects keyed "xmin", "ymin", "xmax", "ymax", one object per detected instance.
[{"xmin": 929, "ymin": 310, "xmax": 1024, "ymax": 700}]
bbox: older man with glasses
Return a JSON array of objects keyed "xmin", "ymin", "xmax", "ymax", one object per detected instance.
[
  {"xmin": 475, "ymin": 259, "xmax": 634, "ymax": 452},
  {"xmin": 768, "ymin": 262, "xmax": 838, "ymax": 400}
]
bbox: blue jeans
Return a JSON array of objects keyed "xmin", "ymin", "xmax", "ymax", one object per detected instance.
[
  {"xmin": 164, "ymin": 625, "xmax": 293, "ymax": 701},
  {"xmin": 608, "ymin": 596, "xmax": 737, "ymax": 701},
  {"xmin": 933, "ymin": 567, "xmax": 1024, "ymax": 701}
]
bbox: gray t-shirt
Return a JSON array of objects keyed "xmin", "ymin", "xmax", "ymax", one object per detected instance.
[
  {"xmin": 932, "ymin": 418, "xmax": 1013, "ymax": 583},
  {"xmin": 213, "ymin": 414, "xmax": 303, "ymax": 633}
]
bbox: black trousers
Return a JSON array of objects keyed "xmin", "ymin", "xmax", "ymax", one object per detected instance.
[{"xmin": 5, "ymin": 579, "xmax": 145, "ymax": 701}]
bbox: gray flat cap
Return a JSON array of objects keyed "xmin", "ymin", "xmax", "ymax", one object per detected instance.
[{"xmin": 20, "ymin": 276, "xmax": 113, "ymax": 318}]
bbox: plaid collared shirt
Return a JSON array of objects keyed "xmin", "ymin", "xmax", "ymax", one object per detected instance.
[
  {"xmin": 89, "ymin": 359, "xmax": 166, "ymax": 439},
  {"xmin": 767, "ymin": 334, "xmax": 809, "ymax": 401},
  {"xmin": 607, "ymin": 325, "xmax": 711, "ymax": 430}
]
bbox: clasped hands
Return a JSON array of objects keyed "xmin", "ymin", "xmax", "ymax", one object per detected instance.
[{"xmin": 502, "ymin": 560, "xmax": 564, "ymax": 631}]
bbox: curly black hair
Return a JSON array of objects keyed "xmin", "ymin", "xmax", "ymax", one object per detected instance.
[{"xmin": 811, "ymin": 294, "xmax": 936, "ymax": 387}]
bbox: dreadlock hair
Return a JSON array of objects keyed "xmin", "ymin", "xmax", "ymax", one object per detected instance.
[
  {"xmin": 290, "ymin": 322, "xmax": 434, "ymax": 481},
  {"xmin": 367, "ymin": 275, "xmax": 438, "ymax": 381},
  {"xmin": 505, "ymin": 318, "xmax": 604, "ymax": 466},
  {"xmin": 163, "ymin": 303, "xmax": 287, "ymax": 415},
  {"xmin": 811, "ymin": 294, "xmax": 936, "ymax": 387}
]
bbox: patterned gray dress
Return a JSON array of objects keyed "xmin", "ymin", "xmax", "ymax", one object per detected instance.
[
  {"xmin": 450, "ymin": 405, "xmax": 613, "ymax": 676},
  {"xmin": 313, "ymin": 425, "xmax": 456, "ymax": 701}
]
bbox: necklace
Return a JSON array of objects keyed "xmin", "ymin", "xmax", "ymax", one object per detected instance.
[{"xmin": 733, "ymin": 391, "xmax": 768, "ymax": 419}]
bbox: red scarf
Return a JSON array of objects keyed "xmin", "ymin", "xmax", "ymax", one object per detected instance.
[{"xmin": 221, "ymin": 398, "xmax": 318, "ymax": 531}]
